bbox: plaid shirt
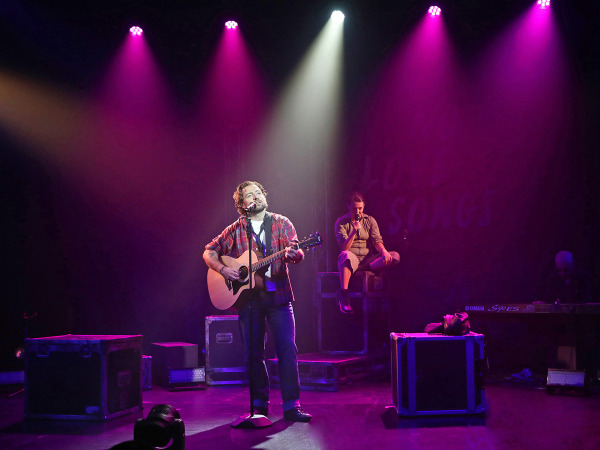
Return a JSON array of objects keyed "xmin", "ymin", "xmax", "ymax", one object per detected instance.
[{"xmin": 205, "ymin": 211, "xmax": 299, "ymax": 304}]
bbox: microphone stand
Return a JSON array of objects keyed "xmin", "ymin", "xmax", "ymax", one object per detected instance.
[{"xmin": 231, "ymin": 211, "xmax": 272, "ymax": 428}]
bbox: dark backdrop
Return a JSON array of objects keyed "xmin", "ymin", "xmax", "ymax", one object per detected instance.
[{"xmin": 1, "ymin": 0, "xmax": 599, "ymax": 369}]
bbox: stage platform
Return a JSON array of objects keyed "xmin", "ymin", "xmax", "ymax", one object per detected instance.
[{"xmin": 1, "ymin": 377, "xmax": 599, "ymax": 449}]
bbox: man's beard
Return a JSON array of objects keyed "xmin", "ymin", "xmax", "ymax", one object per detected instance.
[{"xmin": 254, "ymin": 201, "xmax": 267, "ymax": 213}]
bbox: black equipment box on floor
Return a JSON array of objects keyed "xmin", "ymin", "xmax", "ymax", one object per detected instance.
[
  {"xmin": 151, "ymin": 342, "xmax": 198, "ymax": 388},
  {"xmin": 267, "ymin": 352, "xmax": 385, "ymax": 391},
  {"xmin": 317, "ymin": 272, "xmax": 391, "ymax": 355},
  {"xmin": 391, "ymin": 332, "xmax": 485, "ymax": 416},
  {"xmin": 205, "ymin": 315, "xmax": 247, "ymax": 385},
  {"xmin": 25, "ymin": 334, "xmax": 142, "ymax": 421}
]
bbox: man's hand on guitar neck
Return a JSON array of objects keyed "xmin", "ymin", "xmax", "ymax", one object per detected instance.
[{"xmin": 284, "ymin": 247, "xmax": 304, "ymax": 264}]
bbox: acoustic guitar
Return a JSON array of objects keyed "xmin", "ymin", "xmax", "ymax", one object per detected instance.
[{"xmin": 207, "ymin": 233, "xmax": 322, "ymax": 310}]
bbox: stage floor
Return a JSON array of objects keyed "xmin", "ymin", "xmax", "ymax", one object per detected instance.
[{"xmin": 0, "ymin": 378, "xmax": 599, "ymax": 449}]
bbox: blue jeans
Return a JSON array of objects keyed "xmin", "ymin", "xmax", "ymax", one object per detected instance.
[{"xmin": 238, "ymin": 291, "xmax": 301, "ymax": 411}]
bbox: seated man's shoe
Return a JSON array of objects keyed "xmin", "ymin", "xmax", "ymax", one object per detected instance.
[
  {"xmin": 283, "ymin": 407, "xmax": 312, "ymax": 422},
  {"xmin": 337, "ymin": 289, "xmax": 352, "ymax": 314},
  {"xmin": 252, "ymin": 406, "xmax": 268, "ymax": 417}
]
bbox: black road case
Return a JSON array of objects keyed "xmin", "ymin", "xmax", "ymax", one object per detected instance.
[
  {"xmin": 391, "ymin": 332, "xmax": 485, "ymax": 416},
  {"xmin": 205, "ymin": 315, "xmax": 247, "ymax": 385},
  {"xmin": 25, "ymin": 334, "xmax": 142, "ymax": 420}
]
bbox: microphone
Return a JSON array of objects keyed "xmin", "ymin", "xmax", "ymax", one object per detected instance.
[
  {"xmin": 355, "ymin": 213, "xmax": 360, "ymax": 221},
  {"xmin": 243, "ymin": 202, "xmax": 257, "ymax": 212}
]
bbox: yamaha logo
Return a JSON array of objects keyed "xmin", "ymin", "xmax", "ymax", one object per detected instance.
[{"xmin": 465, "ymin": 305, "xmax": 484, "ymax": 311}]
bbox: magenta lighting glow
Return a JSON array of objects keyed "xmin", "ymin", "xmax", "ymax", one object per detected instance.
[
  {"xmin": 129, "ymin": 26, "xmax": 143, "ymax": 36},
  {"xmin": 537, "ymin": 0, "xmax": 550, "ymax": 8},
  {"xmin": 225, "ymin": 20, "xmax": 238, "ymax": 30},
  {"xmin": 428, "ymin": 6, "xmax": 441, "ymax": 17}
]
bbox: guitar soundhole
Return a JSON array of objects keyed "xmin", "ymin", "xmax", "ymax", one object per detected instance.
[{"xmin": 239, "ymin": 266, "xmax": 249, "ymax": 282}]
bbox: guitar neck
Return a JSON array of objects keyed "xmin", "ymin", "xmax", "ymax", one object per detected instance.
[{"xmin": 251, "ymin": 243, "xmax": 299, "ymax": 272}]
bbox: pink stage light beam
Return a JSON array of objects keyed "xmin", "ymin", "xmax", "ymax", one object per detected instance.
[
  {"xmin": 129, "ymin": 26, "xmax": 143, "ymax": 36},
  {"xmin": 537, "ymin": 0, "xmax": 550, "ymax": 9},
  {"xmin": 428, "ymin": 6, "xmax": 441, "ymax": 17},
  {"xmin": 225, "ymin": 21, "xmax": 238, "ymax": 30},
  {"xmin": 195, "ymin": 16, "xmax": 268, "ymax": 144}
]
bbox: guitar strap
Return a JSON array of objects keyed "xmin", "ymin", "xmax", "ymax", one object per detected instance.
[{"xmin": 263, "ymin": 213, "xmax": 273, "ymax": 256}]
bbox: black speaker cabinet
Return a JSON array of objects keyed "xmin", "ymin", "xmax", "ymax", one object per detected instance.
[{"xmin": 25, "ymin": 334, "xmax": 142, "ymax": 420}]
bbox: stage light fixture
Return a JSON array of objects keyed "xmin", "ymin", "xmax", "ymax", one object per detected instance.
[
  {"xmin": 331, "ymin": 10, "xmax": 345, "ymax": 24},
  {"xmin": 133, "ymin": 404, "xmax": 185, "ymax": 449},
  {"xmin": 537, "ymin": 0, "xmax": 550, "ymax": 8},
  {"xmin": 225, "ymin": 20, "xmax": 238, "ymax": 30},
  {"xmin": 129, "ymin": 26, "xmax": 143, "ymax": 36},
  {"xmin": 428, "ymin": 6, "xmax": 441, "ymax": 17}
]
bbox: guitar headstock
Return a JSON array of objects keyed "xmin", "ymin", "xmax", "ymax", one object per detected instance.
[{"xmin": 299, "ymin": 232, "xmax": 322, "ymax": 251}]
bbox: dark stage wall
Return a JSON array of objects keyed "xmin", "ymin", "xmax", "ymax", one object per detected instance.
[{"xmin": 1, "ymin": 0, "xmax": 599, "ymax": 367}]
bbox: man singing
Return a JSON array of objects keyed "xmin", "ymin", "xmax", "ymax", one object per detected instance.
[
  {"xmin": 335, "ymin": 191, "xmax": 400, "ymax": 313},
  {"xmin": 203, "ymin": 181, "xmax": 312, "ymax": 422}
]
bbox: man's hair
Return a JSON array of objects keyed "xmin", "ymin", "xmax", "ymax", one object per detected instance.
[
  {"xmin": 555, "ymin": 250, "xmax": 574, "ymax": 271},
  {"xmin": 348, "ymin": 191, "xmax": 365, "ymax": 206},
  {"xmin": 233, "ymin": 181, "xmax": 267, "ymax": 215}
]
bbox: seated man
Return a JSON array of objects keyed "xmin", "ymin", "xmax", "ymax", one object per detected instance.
[
  {"xmin": 541, "ymin": 250, "xmax": 594, "ymax": 304},
  {"xmin": 334, "ymin": 191, "xmax": 400, "ymax": 313},
  {"xmin": 538, "ymin": 250, "xmax": 596, "ymax": 374}
]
